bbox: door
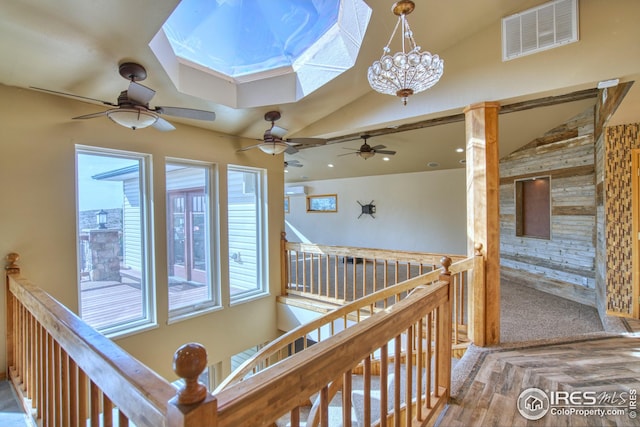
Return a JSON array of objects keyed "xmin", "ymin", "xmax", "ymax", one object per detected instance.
[{"xmin": 169, "ymin": 190, "xmax": 207, "ymax": 284}]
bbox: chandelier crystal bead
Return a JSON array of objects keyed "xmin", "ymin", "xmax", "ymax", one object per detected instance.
[{"xmin": 367, "ymin": 0, "xmax": 443, "ymax": 105}]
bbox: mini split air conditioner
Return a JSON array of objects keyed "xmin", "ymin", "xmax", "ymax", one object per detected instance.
[{"xmin": 285, "ymin": 185, "xmax": 307, "ymax": 196}]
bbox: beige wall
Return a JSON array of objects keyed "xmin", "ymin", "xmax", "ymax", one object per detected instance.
[
  {"xmin": 0, "ymin": 84, "xmax": 284, "ymax": 380},
  {"xmin": 285, "ymin": 169, "xmax": 466, "ymax": 255}
]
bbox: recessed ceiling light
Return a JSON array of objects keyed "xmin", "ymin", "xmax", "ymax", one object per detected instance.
[
  {"xmin": 456, "ymin": 148, "xmax": 464, "ymax": 153},
  {"xmin": 284, "ymin": 169, "xmax": 289, "ymax": 173},
  {"xmin": 328, "ymin": 163, "xmax": 334, "ymax": 168},
  {"xmin": 427, "ymin": 162, "xmax": 439, "ymax": 168},
  {"xmin": 382, "ymin": 157, "xmax": 390, "ymax": 161}
]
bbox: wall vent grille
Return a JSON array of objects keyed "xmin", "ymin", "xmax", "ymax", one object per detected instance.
[{"xmin": 502, "ymin": 0, "xmax": 578, "ymax": 61}]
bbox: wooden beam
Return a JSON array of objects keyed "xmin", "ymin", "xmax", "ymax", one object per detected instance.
[{"xmin": 315, "ymin": 88, "xmax": 599, "ymax": 146}]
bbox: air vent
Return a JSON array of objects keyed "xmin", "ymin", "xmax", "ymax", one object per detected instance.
[{"xmin": 502, "ymin": 0, "xmax": 578, "ymax": 61}]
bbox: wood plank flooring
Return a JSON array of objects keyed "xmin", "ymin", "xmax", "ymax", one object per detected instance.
[{"xmin": 438, "ymin": 334, "xmax": 640, "ymax": 426}]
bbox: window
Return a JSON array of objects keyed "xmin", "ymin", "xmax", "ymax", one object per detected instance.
[
  {"xmin": 306, "ymin": 194, "xmax": 338, "ymax": 212},
  {"xmin": 515, "ymin": 176, "xmax": 551, "ymax": 239},
  {"xmin": 76, "ymin": 147, "xmax": 154, "ymax": 336},
  {"xmin": 227, "ymin": 166, "xmax": 268, "ymax": 303},
  {"xmin": 166, "ymin": 160, "xmax": 219, "ymax": 319}
]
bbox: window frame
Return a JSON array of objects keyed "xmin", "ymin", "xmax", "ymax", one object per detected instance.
[
  {"xmin": 75, "ymin": 145, "xmax": 156, "ymax": 338},
  {"xmin": 227, "ymin": 165, "xmax": 269, "ymax": 305},
  {"xmin": 166, "ymin": 158, "xmax": 221, "ymax": 322}
]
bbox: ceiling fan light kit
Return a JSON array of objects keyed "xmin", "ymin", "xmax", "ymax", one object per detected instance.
[
  {"xmin": 107, "ymin": 108, "xmax": 158, "ymax": 130},
  {"xmin": 367, "ymin": 0, "xmax": 444, "ymax": 105},
  {"xmin": 237, "ymin": 110, "xmax": 327, "ymax": 156},
  {"xmin": 340, "ymin": 134, "xmax": 396, "ymax": 159}
]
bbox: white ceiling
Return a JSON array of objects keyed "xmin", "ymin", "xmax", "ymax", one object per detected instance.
[{"xmin": 1, "ymin": 0, "xmax": 638, "ymax": 183}]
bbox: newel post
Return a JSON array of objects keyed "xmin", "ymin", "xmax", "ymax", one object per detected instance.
[
  {"xmin": 5, "ymin": 253, "xmax": 20, "ymax": 376},
  {"xmin": 436, "ymin": 256, "xmax": 452, "ymax": 398},
  {"xmin": 281, "ymin": 231, "xmax": 289, "ymax": 296},
  {"xmin": 469, "ymin": 243, "xmax": 486, "ymax": 346},
  {"xmin": 167, "ymin": 343, "xmax": 217, "ymax": 427}
]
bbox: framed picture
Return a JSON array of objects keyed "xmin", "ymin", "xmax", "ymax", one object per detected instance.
[
  {"xmin": 306, "ymin": 194, "xmax": 337, "ymax": 212},
  {"xmin": 284, "ymin": 196, "xmax": 290, "ymax": 213}
]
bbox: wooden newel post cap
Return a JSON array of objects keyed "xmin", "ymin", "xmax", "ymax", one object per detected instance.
[
  {"xmin": 5, "ymin": 252, "xmax": 20, "ymax": 274},
  {"xmin": 474, "ymin": 242, "xmax": 483, "ymax": 256},
  {"xmin": 440, "ymin": 256, "xmax": 452, "ymax": 273},
  {"xmin": 173, "ymin": 343, "xmax": 208, "ymax": 405}
]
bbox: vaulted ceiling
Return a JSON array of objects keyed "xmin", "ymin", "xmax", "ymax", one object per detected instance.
[{"xmin": 1, "ymin": 0, "xmax": 639, "ymax": 183}]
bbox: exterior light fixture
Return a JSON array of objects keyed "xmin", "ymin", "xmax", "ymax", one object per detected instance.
[
  {"xmin": 97, "ymin": 209, "xmax": 108, "ymax": 229},
  {"xmin": 367, "ymin": 0, "xmax": 444, "ymax": 105}
]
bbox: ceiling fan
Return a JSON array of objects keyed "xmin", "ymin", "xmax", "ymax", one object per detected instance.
[
  {"xmin": 284, "ymin": 160, "xmax": 303, "ymax": 169},
  {"xmin": 340, "ymin": 135, "xmax": 396, "ymax": 159},
  {"xmin": 32, "ymin": 62, "xmax": 215, "ymax": 131},
  {"xmin": 237, "ymin": 111, "xmax": 327, "ymax": 155}
]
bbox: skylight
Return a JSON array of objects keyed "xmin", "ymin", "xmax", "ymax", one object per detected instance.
[{"xmin": 150, "ymin": 0, "xmax": 371, "ymax": 108}]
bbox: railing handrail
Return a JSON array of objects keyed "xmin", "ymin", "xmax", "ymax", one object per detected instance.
[
  {"xmin": 216, "ymin": 254, "xmax": 477, "ymax": 393},
  {"xmin": 214, "ymin": 279, "xmax": 451, "ymax": 427},
  {"xmin": 7, "ymin": 272, "xmax": 175, "ymax": 426},
  {"xmin": 285, "ymin": 241, "xmax": 465, "ymax": 264},
  {"xmin": 5, "ymin": 253, "xmax": 217, "ymax": 427}
]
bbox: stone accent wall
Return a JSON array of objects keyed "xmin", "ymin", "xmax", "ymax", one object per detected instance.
[
  {"xmin": 604, "ymin": 124, "xmax": 640, "ymax": 315},
  {"xmin": 500, "ymin": 107, "xmax": 596, "ymax": 306}
]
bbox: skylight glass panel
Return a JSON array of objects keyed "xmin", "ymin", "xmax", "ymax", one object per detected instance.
[{"xmin": 163, "ymin": 0, "xmax": 340, "ymax": 78}]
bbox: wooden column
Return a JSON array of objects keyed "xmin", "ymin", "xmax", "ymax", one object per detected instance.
[{"xmin": 464, "ymin": 102, "xmax": 500, "ymax": 346}]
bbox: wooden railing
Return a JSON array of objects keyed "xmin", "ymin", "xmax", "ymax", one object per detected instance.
[
  {"xmin": 281, "ymin": 235, "xmax": 474, "ymax": 354},
  {"xmin": 281, "ymin": 234, "xmax": 466, "ymax": 304},
  {"xmin": 5, "ymin": 253, "xmax": 216, "ymax": 427},
  {"xmin": 5, "ymin": 244, "xmax": 483, "ymax": 427},
  {"xmin": 213, "ymin": 266, "xmax": 454, "ymax": 426}
]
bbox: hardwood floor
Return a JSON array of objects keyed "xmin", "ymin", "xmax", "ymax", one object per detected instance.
[{"xmin": 438, "ymin": 334, "xmax": 640, "ymax": 426}]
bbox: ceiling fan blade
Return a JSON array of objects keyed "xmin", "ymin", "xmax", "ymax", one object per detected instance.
[
  {"xmin": 375, "ymin": 149, "xmax": 396, "ymax": 155},
  {"xmin": 370, "ymin": 145, "xmax": 387, "ymax": 150},
  {"xmin": 152, "ymin": 117, "xmax": 176, "ymax": 132},
  {"xmin": 72, "ymin": 110, "xmax": 109, "ymax": 120},
  {"xmin": 237, "ymin": 143, "xmax": 263, "ymax": 152},
  {"xmin": 31, "ymin": 87, "xmax": 117, "ymax": 106},
  {"xmin": 338, "ymin": 152, "xmax": 358, "ymax": 157},
  {"xmin": 156, "ymin": 106, "xmax": 216, "ymax": 121},
  {"xmin": 270, "ymin": 125, "xmax": 288, "ymax": 138},
  {"xmin": 127, "ymin": 81, "xmax": 156, "ymax": 105},
  {"xmin": 284, "ymin": 145, "xmax": 299, "ymax": 155}
]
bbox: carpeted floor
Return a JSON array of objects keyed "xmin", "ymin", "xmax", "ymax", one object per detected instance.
[{"xmin": 500, "ymin": 278, "xmax": 604, "ymax": 343}]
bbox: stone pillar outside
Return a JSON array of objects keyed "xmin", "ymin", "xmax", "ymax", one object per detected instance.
[{"xmin": 89, "ymin": 229, "xmax": 121, "ymax": 282}]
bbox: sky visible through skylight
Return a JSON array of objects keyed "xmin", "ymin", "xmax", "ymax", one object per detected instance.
[{"xmin": 162, "ymin": 0, "xmax": 340, "ymax": 78}]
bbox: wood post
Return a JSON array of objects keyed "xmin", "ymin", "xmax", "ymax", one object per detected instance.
[
  {"xmin": 5, "ymin": 252, "xmax": 20, "ymax": 378},
  {"xmin": 437, "ymin": 257, "xmax": 452, "ymax": 399},
  {"xmin": 281, "ymin": 232, "xmax": 289, "ymax": 296},
  {"xmin": 464, "ymin": 102, "xmax": 501, "ymax": 346},
  {"xmin": 168, "ymin": 342, "xmax": 218, "ymax": 426}
]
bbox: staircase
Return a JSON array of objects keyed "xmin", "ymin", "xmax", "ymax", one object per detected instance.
[{"xmin": 0, "ymin": 381, "xmax": 31, "ymax": 427}]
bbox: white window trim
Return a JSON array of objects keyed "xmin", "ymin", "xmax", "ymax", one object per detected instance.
[
  {"xmin": 75, "ymin": 145, "xmax": 156, "ymax": 338},
  {"xmin": 166, "ymin": 158, "xmax": 222, "ymax": 321},
  {"xmin": 227, "ymin": 165, "xmax": 269, "ymax": 305}
]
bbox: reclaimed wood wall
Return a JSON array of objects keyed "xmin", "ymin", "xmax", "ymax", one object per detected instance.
[{"xmin": 500, "ymin": 107, "xmax": 597, "ymax": 306}]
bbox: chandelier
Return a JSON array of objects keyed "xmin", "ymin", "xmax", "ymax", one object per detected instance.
[{"xmin": 367, "ymin": 1, "xmax": 444, "ymax": 105}]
